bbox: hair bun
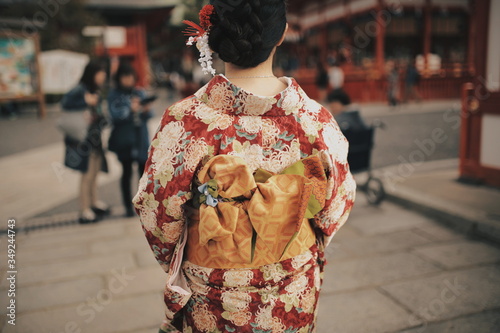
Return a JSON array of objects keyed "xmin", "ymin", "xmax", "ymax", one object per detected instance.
[{"xmin": 208, "ymin": 0, "xmax": 286, "ymax": 68}]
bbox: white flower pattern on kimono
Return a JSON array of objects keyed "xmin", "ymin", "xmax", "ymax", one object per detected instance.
[
  {"xmin": 260, "ymin": 139, "xmax": 302, "ymax": 173},
  {"xmin": 152, "ymin": 121, "xmax": 185, "ymax": 160},
  {"xmin": 322, "ymin": 121, "xmax": 349, "ymax": 163},
  {"xmin": 221, "ymin": 291, "xmax": 252, "ymax": 312},
  {"xmin": 238, "ymin": 116, "xmax": 263, "ymax": 133},
  {"xmin": 192, "ymin": 303, "xmax": 217, "ymax": 332},
  {"xmin": 227, "ymin": 309, "xmax": 252, "ymax": 327},
  {"xmin": 205, "ymin": 82, "xmax": 235, "ymax": 114},
  {"xmin": 280, "ymin": 88, "xmax": 303, "ymax": 115},
  {"xmin": 228, "ymin": 142, "xmax": 264, "ymax": 172},
  {"xmin": 302, "ymin": 98, "xmax": 323, "ymax": 114},
  {"xmin": 300, "ymin": 111, "xmax": 323, "ymax": 142},
  {"xmin": 184, "ymin": 138, "xmax": 210, "ymax": 172},
  {"xmin": 255, "ymin": 305, "xmax": 274, "ymax": 330},
  {"xmin": 168, "ymin": 98, "xmax": 193, "ymax": 120},
  {"xmin": 261, "ymin": 262, "xmax": 288, "ymax": 282},
  {"xmin": 261, "ymin": 118, "xmax": 280, "ymax": 146},
  {"xmin": 140, "ymin": 208, "xmax": 159, "ymax": 232},
  {"xmin": 240, "ymin": 93, "xmax": 277, "ymax": 116},
  {"xmin": 160, "ymin": 220, "xmax": 184, "ymax": 244},
  {"xmin": 162, "ymin": 195, "xmax": 185, "ymax": 220},
  {"xmin": 223, "ymin": 270, "xmax": 254, "ymax": 287},
  {"xmin": 137, "ymin": 193, "xmax": 159, "ymax": 231},
  {"xmin": 194, "ymin": 102, "xmax": 234, "ymax": 131},
  {"xmin": 300, "ymin": 287, "xmax": 317, "ymax": 312}
]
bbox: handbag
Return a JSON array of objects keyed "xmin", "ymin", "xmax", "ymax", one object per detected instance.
[{"xmin": 57, "ymin": 110, "xmax": 89, "ymax": 142}]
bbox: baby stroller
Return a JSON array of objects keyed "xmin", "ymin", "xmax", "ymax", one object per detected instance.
[{"xmin": 335, "ymin": 110, "xmax": 386, "ymax": 205}]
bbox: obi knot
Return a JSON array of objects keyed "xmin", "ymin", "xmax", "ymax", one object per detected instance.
[{"xmin": 186, "ymin": 154, "xmax": 328, "ymax": 268}]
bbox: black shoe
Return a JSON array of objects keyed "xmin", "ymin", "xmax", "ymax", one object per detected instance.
[{"xmin": 92, "ymin": 205, "xmax": 111, "ymax": 216}]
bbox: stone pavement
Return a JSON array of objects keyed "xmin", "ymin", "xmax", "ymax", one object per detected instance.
[
  {"xmin": 1, "ymin": 198, "xmax": 500, "ymax": 333},
  {"xmin": 375, "ymin": 159, "xmax": 500, "ymax": 244},
  {"xmin": 358, "ymin": 99, "xmax": 460, "ymax": 118},
  {"xmin": 0, "ymin": 114, "xmax": 163, "ymax": 223}
]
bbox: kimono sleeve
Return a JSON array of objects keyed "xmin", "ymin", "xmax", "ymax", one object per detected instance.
[
  {"xmin": 313, "ymin": 116, "xmax": 357, "ymax": 248},
  {"xmin": 132, "ymin": 111, "xmax": 196, "ymax": 273}
]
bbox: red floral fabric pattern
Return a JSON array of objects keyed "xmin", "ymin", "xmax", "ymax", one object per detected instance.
[{"xmin": 132, "ymin": 74, "xmax": 356, "ymax": 332}]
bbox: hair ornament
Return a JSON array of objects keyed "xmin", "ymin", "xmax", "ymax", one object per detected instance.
[{"xmin": 183, "ymin": 4, "xmax": 217, "ymax": 76}]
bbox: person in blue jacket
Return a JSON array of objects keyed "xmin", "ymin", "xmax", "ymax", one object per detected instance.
[
  {"xmin": 108, "ymin": 62, "xmax": 154, "ymax": 217},
  {"xmin": 61, "ymin": 60, "xmax": 111, "ymax": 224}
]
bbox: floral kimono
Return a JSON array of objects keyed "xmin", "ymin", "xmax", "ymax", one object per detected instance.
[{"xmin": 132, "ymin": 74, "xmax": 356, "ymax": 333}]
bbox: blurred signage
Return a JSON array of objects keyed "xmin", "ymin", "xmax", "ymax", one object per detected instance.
[
  {"xmin": 0, "ymin": 36, "xmax": 36, "ymax": 98},
  {"xmin": 39, "ymin": 50, "xmax": 89, "ymax": 94},
  {"xmin": 82, "ymin": 26, "xmax": 127, "ymax": 49}
]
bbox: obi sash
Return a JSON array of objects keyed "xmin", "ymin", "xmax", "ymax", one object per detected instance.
[{"xmin": 185, "ymin": 154, "xmax": 328, "ymax": 269}]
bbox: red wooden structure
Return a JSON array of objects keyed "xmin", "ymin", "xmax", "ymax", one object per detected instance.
[
  {"xmin": 459, "ymin": 0, "xmax": 500, "ymax": 188},
  {"xmin": 286, "ymin": 0, "xmax": 474, "ymax": 102},
  {"xmin": 95, "ymin": 24, "xmax": 149, "ymax": 87},
  {"xmin": 293, "ymin": 67, "xmax": 472, "ymax": 102}
]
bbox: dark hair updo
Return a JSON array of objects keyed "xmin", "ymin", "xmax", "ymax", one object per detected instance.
[{"xmin": 208, "ymin": 0, "xmax": 287, "ymax": 68}]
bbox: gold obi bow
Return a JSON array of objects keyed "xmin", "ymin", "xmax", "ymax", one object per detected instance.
[{"xmin": 185, "ymin": 154, "xmax": 328, "ymax": 269}]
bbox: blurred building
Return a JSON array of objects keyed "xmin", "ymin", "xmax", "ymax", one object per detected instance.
[
  {"xmin": 86, "ymin": 0, "xmax": 181, "ymax": 87},
  {"xmin": 286, "ymin": 0, "xmax": 475, "ymax": 102},
  {"xmin": 459, "ymin": 0, "xmax": 499, "ymax": 188}
]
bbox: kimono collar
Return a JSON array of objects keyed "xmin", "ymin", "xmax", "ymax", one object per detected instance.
[{"xmin": 194, "ymin": 74, "xmax": 307, "ymax": 116}]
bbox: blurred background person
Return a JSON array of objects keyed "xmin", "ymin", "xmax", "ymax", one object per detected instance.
[
  {"xmin": 315, "ymin": 61, "xmax": 329, "ymax": 103},
  {"xmin": 404, "ymin": 60, "xmax": 422, "ymax": 103},
  {"xmin": 327, "ymin": 88, "xmax": 368, "ymax": 132},
  {"xmin": 179, "ymin": 50, "xmax": 199, "ymax": 97},
  {"xmin": 107, "ymin": 62, "xmax": 154, "ymax": 218},
  {"xmin": 61, "ymin": 60, "xmax": 110, "ymax": 224},
  {"xmin": 387, "ymin": 61, "xmax": 400, "ymax": 106},
  {"xmin": 328, "ymin": 59, "xmax": 345, "ymax": 93}
]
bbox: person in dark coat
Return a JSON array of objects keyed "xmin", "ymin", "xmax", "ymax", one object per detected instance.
[
  {"xmin": 387, "ymin": 62, "xmax": 400, "ymax": 106},
  {"xmin": 107, "ymin": 63, "xmax": 154, "ymax": 217},
  {"xmin": 315, "ymin": 61, "xmax": 329, "ymax": 103},
  {"xmin": 61, "ymin": 60, "xmax": 110, "ymax": 223},
  {"xmin": 404, "ymin": 61, "xmax": 422, "ymax": 103},
  {"xmin": 327, "ymin": 89, "xmax": 368, "ymax": 131}
]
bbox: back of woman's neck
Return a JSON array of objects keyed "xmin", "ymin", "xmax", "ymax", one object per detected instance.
[{"xmin": 224, "ymin": 62, "xmax": 287, "ymax": 97}]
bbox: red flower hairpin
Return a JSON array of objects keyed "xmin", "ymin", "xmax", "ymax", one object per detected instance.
[
  {"xmin": 183, "ymin": 5, "xmax": 217, "ymax": 76},
  {"xmin": 199, "ymin": 4, "xmax": 215, "ymax": 30}
]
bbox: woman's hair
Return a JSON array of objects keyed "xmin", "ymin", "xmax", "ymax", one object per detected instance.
[
  {"xmin": 208, "ymin": 0, "xmax": 287, "ymax": 68},
  {"xmin": 80, "ymin": 60, "xmax": 106, "ymax": 93},
  {"xmin": 113, "ymin": 62, "xmax": 137, "ymax": 90}
]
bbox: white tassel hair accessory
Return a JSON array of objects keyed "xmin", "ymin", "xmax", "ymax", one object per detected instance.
[{"xmin": 183, "ymin": 4, "xmax": 217, "ymax": 76}]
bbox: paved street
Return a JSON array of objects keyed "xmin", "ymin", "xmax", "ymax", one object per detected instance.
[
  {"xmin": 0, "ymin": 105, "xmax": 64, "ymax": 158},
  {"xmin": 2, "ymin": 98, "xmax": 500, "ymax": 333},
  {"xmin": 360, "ymin": 100, "xmax": 461, "ymax": 169},
  {"xmin": 1, "ymin": 198, "xmax": 500, "ymax": 333},
  {"xmin": 318, "ymin": 199, "xmax": 500, "ymax": 333}
]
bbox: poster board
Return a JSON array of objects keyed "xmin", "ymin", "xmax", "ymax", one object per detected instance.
[
  {"xmin": 0, "ymin": 32, "xmax": 46, "ymax": 118},
  {"xmin": 39, "ymin": 50, "xmax": 89, "ymax": 94}
]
